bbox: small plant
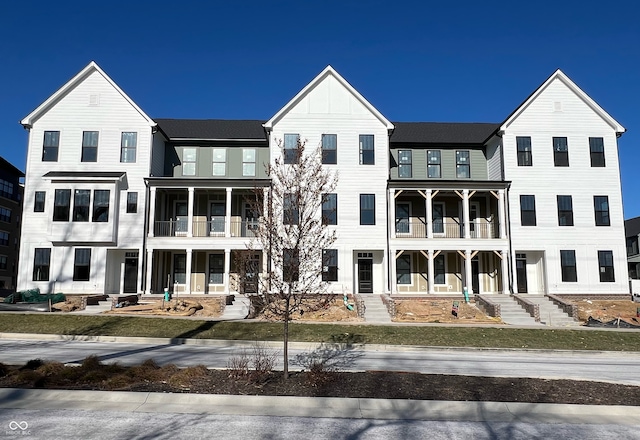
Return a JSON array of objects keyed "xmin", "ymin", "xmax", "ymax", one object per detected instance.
[
  {"xmin": 227, "ymin": 349, "xmax": 250, "ymax": 379},
  {"xmin": 250, "ymin": 343, "xmax": 276, "ymax": 383}
]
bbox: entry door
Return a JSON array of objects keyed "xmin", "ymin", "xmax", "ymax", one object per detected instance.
[
  {"xmin": 470, "ymin": 202, "xmax": 480, "ymax": 238},
  {"xmin": 516, "ymin": 253, "xmax": 528, "ymax": 293},
  {"xmin": 471, "ymin": 256, "xmax": 480, "ymax": 295},
  {"xmin": 174, "ymin": 201, "xmax": 188, "ymax": 235},
  {"xmin": 358, "ymin": 259, "xmax": 373, "ymax": 293},
  {"xmin": 210, "ymin": 202, "xmax": 225, "ymax": 234},
  {"xmin": 123, "ymin": 253, "xmax": 138, "ymax": 293}
]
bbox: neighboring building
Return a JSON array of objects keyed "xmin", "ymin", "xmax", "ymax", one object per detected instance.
[
  {"xmin": 17, "ymin": 62, "xmax": 628, "ymax": 297},
  {"xmin": 625, "ymin": 216, "xmax": 640, "ymax": 295},
  {"xmin": 0, "ymin": 157, "xmax": 24, "ymax": 292}
]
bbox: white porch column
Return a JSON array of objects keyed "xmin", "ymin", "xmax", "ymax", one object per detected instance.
[
  {"xmin": 148, "ymin": 188, "xmax": 156, "ymax": 237},
  {"xmin": 225, "ymin": 187, "xmax": 232, "ymax": 237},
  {"xmin": 187, "ymin": 187, "xmax": 194, "ymax": 237},
  {"xmin": 145, "ymin": 249, "xmax": 153, "ymax": 294},
  {"xmin": 462, "ymin": 189, "xmax": 470, "ymax": 239},
  {"xmin": 185, "ymin": 249, "xmax": 193, "ymax": 294},
  {"xmin": 465, "ymin": 249, "xmax": 472, "ymax": 294},
  {"xmin": 425, "ymin": 189, "xmax": 433, "ymax": 239},
  {"xmin": 390, "ymin": 250, "xmax": 397, "ymax": 295},
  {"xmin": 498, "ymin": 189, "xmax": 506, "ymax": 239},
  {"xmin": 427, "ymin": 250, "xmax": 435, "ymax": 294},
  {"xmin": 389, "ymin": 188, "xmax": 395, "ymax": 239},
  {"xmin": 501, "ymin": 250, "xmax": 509, "ymax": 294},
  {"xmin": 224, "ymin": 248, "xmax": 231, "ymax": 294}
]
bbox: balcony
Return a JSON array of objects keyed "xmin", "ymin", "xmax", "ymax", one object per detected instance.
[
  {"xmin": 394, "ymin": 219, "xmax": 499, "ymax": 239},
  {"xmin": 153, "ymin": 218, "xmax": 259, "ymax": 238}
]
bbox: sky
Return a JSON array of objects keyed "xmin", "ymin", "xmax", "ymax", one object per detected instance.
[{"xmin": 1, "ymin": 0, "xmax": 638, "ymax": 216}]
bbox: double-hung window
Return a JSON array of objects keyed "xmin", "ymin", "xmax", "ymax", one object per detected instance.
[
  {"xmin": 398, "ymin": 150, "xmax": 412, "ymax": 178},
  {"xmin": 81, "ymin": 131, "xmax": 98, "ymax": 162},
  {"xmin": 0, "ymin": 255, "xmax": 6, "ymax": 270},
  {"xmin": 53, "ymin": 189, "xmax": 71, "ymax": 222},
  {"xmin": 92, "ymin": 190, "xmax": 110, "ymax": 222},
  {"xmin": 283, "ymin": 248, "xmax": 299, "ymax": 282},
  {"xmin": 126, "ymin": 192, "xmax": 138, "ymax": 213},
  {"xmin": 560, "ymin": 250, "xmax": 577, "ymax": 282},
  {"xmin": 598, "ymin": 250, "xmax": 615, "ymax": 282},
  {"xmin": 359, "ymin": 135, "xmax": 374, "ymax": 165},
  {"xmin": 182, "ymin": 148, "xmax": 197, "ymax": 176},
  {"xmin": 360, "ymin": 194, "xmax": 375, "ymax": 225},
  {"xmin": 34, "ymin": 192, "xmax": 46, "ymax": 212},
  {"xmin": 594, "ymin": 196, "xmax": 610, "ymax": 226},
  {"xmin": 73, "ymin": 248, "xmax": 91, "ymax": 281},
  {"xmin": 42, "ymin": 131, "xmax": 60, "ymax": 162},
  {"xmin": 396, "ymin": 254, "xmax": 411, "ymax": 285},
  {"xmin": 284, "ymin": 134, "xmax": 299, "ymax": 164},
  {"xmin": 283, "ymin": 193, "xmax": 299, "ymax": 225},
  {"xmin": 516, "ymin": 137, "xmax": 532, "ymax": 166},
  {"xmin": 33, "ymin": 248, "xmax": 51, "ymax": 281},
  {"xmin": 212, "ymin": 148, "xmax": 226, "ymax": 176},
  {"xmin": 243, "ymin": 149, "xmax": 256, "ymax": 176},
  {"xmin": 173, "ymin": 254, "xmax": 186, "ymax": 284},
  {"xmin": 120, "ymin": 132, "xmax": 137, "ymax": 163},
  {"xmin": 0, "ymin": 208, "xmax": 10, "ymax": 223},
  {"xmin": 434, "ymin": 254, "xmax": 445, "ymax": 284},
  {"xmin": 322, "ymin": 193, "xmax": 337, "ymax": 225},
  {"xmin": 322, "ymin": 249, "xmax": 338, "ymax": 282},
  {"xmin": 557, "ymin": 195, "xmax": 573, "ymax": 226},
  {"xmin": 456, "ymin": 150, "xmax": 470, "ymax": 178},
  {"xmin": 553, "ymin": 137, "xmax": 569, "ymax": 166},
  {"xmin": 321, "ymin": 134, "xmax": 337, "ymax": 164},
  {"xmin": 208, "ymin": 254, "xmax": 224, "ymax": 284},
  {"xmin": 427, "ymin": 150, "xmax": 441, "ymax": 178},
  {"xmin": 0, "ymin": 231, "xmax": 8, "ymax": 246},
  {"xmin": 520, "ymin": 195, "xmax": 536, "ymax": 226},
  {"xmin": 73, "ymin": 190, "xmax": 90, "ymax": 222},
  {"xmin": 589, "ymin": 137, "xmax": 605, "ymax": 167}
]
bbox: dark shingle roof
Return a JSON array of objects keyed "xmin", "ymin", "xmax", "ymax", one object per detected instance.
[
  {"xmin": 391, "ymin": 122, "xmax": 500, "ymax": 144},
  {"xmin": 625, "ymin": 216, "xmax": 640, "ymax": 238},
  {"xmin": 155, "ymin": 119, "xmax": 267, "ymax": 141}
]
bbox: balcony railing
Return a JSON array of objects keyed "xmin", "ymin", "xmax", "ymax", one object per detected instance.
[
  {"xmin": 394, "ymin": 220, "xmax": 499, "ymax": 239},
  {"xmin": 153, "ymin": 218, "xmax": 260, "ymax": 238}
]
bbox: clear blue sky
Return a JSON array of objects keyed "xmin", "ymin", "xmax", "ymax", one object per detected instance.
[{"xmin": 1, "ymin": 1, "xmax": 638, "ymax": 217}]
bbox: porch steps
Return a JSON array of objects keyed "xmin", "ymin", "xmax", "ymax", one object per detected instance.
[
  {"xmin": 72, "ymin": 299, "xmax": 113, "ymax": 315},
  {"xmin": 525, "ymin": 295, "xmax": 580, "ymax": 327},
  {"xmin": 482, "ymin": 295, "xmax": 539, "ymax": 326},
  {"xmin": 221, "ymin": 295, "xmax": 250, "ymax": 320},
  {"xmin": 361, "ymin": 295, "xmax": 392, "ymax": 323}
]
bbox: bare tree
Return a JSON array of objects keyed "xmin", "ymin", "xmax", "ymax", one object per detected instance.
[{"xmin": 242, "ymin": 138, "xmax": 338, "ymax": 379}]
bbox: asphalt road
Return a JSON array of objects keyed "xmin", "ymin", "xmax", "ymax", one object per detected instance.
[{"xmin": 1, "ymin": 336, "xmax": 639, "ymax": 385}]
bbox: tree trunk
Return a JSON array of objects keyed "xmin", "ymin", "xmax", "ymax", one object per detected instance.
[{"xmin": 283, "ymin": 308, "xmax": 289, "ymax": 379}]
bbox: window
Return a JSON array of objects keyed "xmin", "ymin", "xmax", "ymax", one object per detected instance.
[
  {"xmin": 284, "ymin": 134, "xmax": 299, "ymax": 164},
  {"xmin": 396, "ymin": 254, "xmax": 411, "ymax": 284},
  {"xmin": 322, "ymin": 193, "xmax": 337, "ymax": 225},
  {"xmin": 456, "ymin": 150, "xmax": 470, "ymax": 178},
  {"xmin": 208, "ymin": 254, "xmax": 224, "ymax": 284},
  {"xmin": 34, "ymin": 191, "xmax": 46, "ymax": 212},
  {"xmin": 212, "ymin": 148, "xmax": 226, "ymax": 176},
  {"xmin": 283, "ymin": 248, "xmax": 299, "ymax": 282},
  {"xmin": 0, "ymin": 179, "xmax": 14, "ymax": 198},
  {"xmin": 396, "ymin": 203, "xmax": 410, "ymax": 234},
  {"xmin": 92, "ymin": 190, "xmax": 110, "ymax": 222},
  {"xmin": 243, "ymin": 149, "xmax": 256, "ymax": 176},
  {"xmin": 182, "ymin": 148, "xmax": 197, "ymax": 176},
  {"xmin": 553, "ymin": 137, "xmax": 569, "ymax": 166},
  {"xmin": 434, "ymin": 254, "xmax": 445, "ymax": 284},
  {"xmin": 322, "ymin": 249, "xmax": 338, "ymax": 282},
  {"xmin": 81, "ymin": 131, "xmax": 98, "ymax": 162},
  {"xmin": 594, "ymin": 196, "xmax": 610, "ymax": 226},
  {"xmin": 173, "ymin": 254, "xmax": 186, "ymax": 284},
  {"xmin": 73, "ymin": 248, "xmax": 91, "ymax": 281},
  {"xmin": 73, "ymin": 190, "xmax": 90, "ymax": 222},
  {"xmin": 322, "ymin": 134, "xmax": 337, "ymax": 164},
  {"xmin": 590, "ymin": 137, "xmax": 605, "ymax": 167},
  {"xmin": 126, "ymin": 192, "xmax": 137, "ymax": 213},
  {"xmin": 33, "ymin": 248, "xmax": 51, "ymax": 281},
  {"xmin": 0, "ymin": 231, "xmax": 8, "ymax": 246},
  {"xmin": 53, "ymin": 189, "xmax": 71, "ymax": 222},
  {"xmin": 359, "ymin": 135, "xmax": 374, "ymax": 165},
  {"xmin": 283, "ymin": 193, "xmax": 299, "ymax": 225},
  {"xmin": 557, "ymin": 195, "xmax": 573, "ymax": 226},
  {"xmin": 520, "ymin": 195, "xmax": 536, "ymax": 226},
  {"xmin": 560, "ymin": 250, "xmax": 577, "ymax": 282},
  {"xmin": 398, "ymin": 150, "xmax": 412, "ymax": 178},
  {"xmin": 120, "ymin": 132, "xmax": 137, "ymax": 163},
  {"xmin": 0, "ymin": 255, "xmax": 6, "ymax": 270},
  {"xmin": 516, "ymin": 137, "xmax": 532, "ymax": 166},
  {"xmin": 627, "ymin": 237, "xmax": 639, "ymax": 256},
  {"xmin": 598, "ymin": 250, "xmax": 615, "ymax": 282},
  {"xmin": 427, "ymin": 150, "xmax": 441, "ymax": 178},
  {"xmin": 0, "ymin": 208, "xmax": 10, "ymax": 223},
  {"xmin": 42, "ymin": 131, "xmax": 60, "ymax": 162},
  {"xmin": 360, "ymin": 194, "xmax": 375, "ymax": 225}
]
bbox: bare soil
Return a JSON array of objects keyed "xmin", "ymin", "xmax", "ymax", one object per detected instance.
[
  {"xmin": 574, "ymin": 300, "xmax": 640, "ymax": 324},
  {"xmin": 105, "ymin": 298, "xmax": 224, "ymax": 318},
  {"xmin": 255, "ymin": 297, "xmax": 361, "ymax": 322},
  {"xmin": 393, "ymin": 300, "xmax": 502, "ymax": 324}
]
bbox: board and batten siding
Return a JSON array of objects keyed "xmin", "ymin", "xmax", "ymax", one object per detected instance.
[
  {"xmin": 389, "ymin": 147, "xmax": 488, "ymax": 180},
  {"xmin": 168, "ymin": 145, "xmax": 270, "ymax": 179}
]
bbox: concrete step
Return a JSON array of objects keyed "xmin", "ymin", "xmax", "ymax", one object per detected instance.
[
  {"xmin": 222, "ymin": 295, "xmax": 250, "ymax": 320},
  {"xmin": 361, "ymin": 295, "xmax": 392, "ymax": 323}
]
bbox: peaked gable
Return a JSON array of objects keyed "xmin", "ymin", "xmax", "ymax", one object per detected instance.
[
  {"xmin": 500, "ymin": 69, "xmax": 625, "ymax": 135},
  {"xmin": 263, "ymin": 66, "xmax": 394, "ymax": 131},
  {"xmin": 21, "ymin": 61, "xmax": 155, "ymax": 128}
]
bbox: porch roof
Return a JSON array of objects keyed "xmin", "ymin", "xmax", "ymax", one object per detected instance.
[
  {"xmin": 145, "ymin": 177, "xmax": 271, "ymax": 188},
  {"xmin": 388, "ymin": 179, "xmax": 510, "ymax": 190}
]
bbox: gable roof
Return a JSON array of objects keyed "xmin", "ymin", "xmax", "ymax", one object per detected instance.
[
  {"xmin": 155, "ymin": 119, "xmax": 267, "ymax": 141},
  {"xmin": 263, "ymin": 66, "xmax": 394, "ymax": 131},
  {"xmin": 20, "ymin": 61, "xmax": 155, "ymax": 128},
  {"xmin": 391, "ymin": 122, "xmax": 499, "ymax": 145},
  {"xmin": 500, "ymin": 69, "xmax": 625, "ymax": 135}
]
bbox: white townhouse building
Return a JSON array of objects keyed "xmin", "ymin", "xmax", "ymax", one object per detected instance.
[{"xmin": 16, "ymin": 63, "xmax": 628, "ymax": 298}]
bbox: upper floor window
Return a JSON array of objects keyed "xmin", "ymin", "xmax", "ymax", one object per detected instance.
[
  {"xmin": 0, "ymin": 179, "xmax": 13, "ymax": 199},
  {"xmin": 0, "ymin": 255, "xmax": 6, "ymax": 270},
  {"xmin": 283, "ymin": 193, "xmax": 299, "ymax": 225},
  {"xmin": 34, "ymin": 191, "xmax": 46, "ymax": 212},
  {"xmin": 92, "ymin": 190, "xmax": 110, "ymax": 222},
  {"xmin": 553, "ymin": 137, "xmax": 569, "ymax": 167},
  {"xmin": 53, "ymin": 189, "xmax": 71, "ymax": 222},
  {"xmin": 33, "ymin": 248, "xmax": 51, "ymax": 281},
  {"xmin": 560, "ymin": 250, "xmax": 577, "ymax": 282},
  {"xmin": 0, "ymin": 207, "xmax": 10, "ymax": 223},
  {"xmin": 398, "ymin": 150, "xmax": 412, "ymax": 178},
  {"xmin": 598, "ymin": 250, "xmax": 615, "ymax": 282},
  {"xmin": 589, "ymin": 137, "xmax": 605, "ymax": 167},
  {"xmin": 322, "ymin": 193, "xmax": 337, "ymax": 225},
  {"xmin": 360, "ymin": 194, "xmax": 375, "ymax": 225},
  {"xmin": 456, "ymin": 150, "xmax": 470, "ymax": 178},
  {"xmin": 73, "ymin": 190, "xmax": 90, "ymax": 222},
  {"xmin": 321, "ymin": 134, "xmax": 337, "ymax": 164},
  {"xmin": 243, "ymin": 149, "xmax": 256, "ymax": 176},
  {"xmin": 120, "ymin": 132, "xmax": 137, "ymax": 163},
  {"xmin": 359, "ymin": 135, "xmax": 374, "ymax": 165},
  {"xmin": 73, "ymin": 248, "xmax": 91, "ymax": 281},
  {"xmin": 182, "ymin": 148, "xmax": 196, "ymax": 176},
  {"xmin": 557, "ymin": 195, "xmax": 573, "ymax": 226},
  {"xmin": 516, "ymin": 136, "xmax": 532, "ymax": 166},
  {"xmin": 0, "ymin": 231, "xmax": 8, "ymax": 246},
  {"xmin": 42, "ymin": 131, "xmax": 60, "ymax": 162},
  {"xmin": 520, "ymin": 195, "xmax": 536, "ymax": 226},
  {"xmin": 126, "ymin": 192, "xmax": 138, "ymax": 213},
  {"xmin": 81, "ymin": 131, "xmax": 98, "ymax": 162},
  {"xmin": 427, "ymin": 150, "xmax": 441, "ymax": 178},
  {"xmin": 212, "ymin": 148, "xmax": 226, "ymax": 176},
  {"xmin": 594, "ymin": 196, "xmax": 610, "ymax": 226},
  {"xmin": 284, "ymin": 134, "xmax": 299, "ymax": 164},
  {"xmin": 627, "ymin": 237, "xmax": 639, "ymax": 256},
  {"xmin": 322, "ymin": 249, "xmax": 338, "ymax": 282}
]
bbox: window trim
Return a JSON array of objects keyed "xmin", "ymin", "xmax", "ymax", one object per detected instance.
[
  {"xmin": 120, "ymin": 132, "xmax": 137, "ymax": 163},
  {"xmin": 34, "ymin": 191, "xmax": 46, "ymax": 212},
  {"xmin": 126, "ymin": 192, "xmax": 138, "ymax": 214},
  {"xmin": 81, "ymin": 131, "xmax": 99, "ymax": 162},
  {"xmin": 212, "ymin": 148, "xmax": 227, "ymax": 176},
  {"xmin": 92, "ymin": 190, "xmax": 110, "ymax": 222},
  {"xmin": 516, "ymin": 136, "xmax": 532, "ymax": 166},
  {"xmin": 359, "ymin": 194, "xmax": 375, "ymax": 225},
  {"xmin": 321, "ymin": 134, "xmax": 337, "ymax": 165},
  {"xmin": 322, "ymin": 249, "xmax": 338, "ymax": 282},
  {"xmin": 73, "ymin": 248, "xmax": 91, "ymax": 281},
  {"xmin": 33, "ymin": 248, "xmax": 51, "ymax": 281},
  {"xmin": 589, "ymin": 137, "xmax": 605, "ymax": 167},
  {"xmin": 322, "ymin": 193, "xmax": 337, "ymax": 226},
  {"xmin": 398, "ymin": 150, "xmax": 412, "ymax": 178},
  {"xmin": 42, "ymin": 131, "xmax": 60, "ymax": 162},
  {"xmin": 434, "ymin": 253, "xmax": 446, "ymax": 285},
  {"xmin": 520, "ymin": 195, "xmax": 537, "ymax": 226},
  {"xmin": 594, "ymin": 195, "xmax": 610, "ymax": 226},
  {"xmin": 427, "ymin": 150, "xmax": 441, "ymax": 178},
  {"xmin": 173, "ymin": 253, "xmax": 186, "ymax": 284},
  {"xmin": 560, "ymin": 250, "xmax": 577, "ymax": 282},
  {"xmin": 283, "ymin": 193, "xmax": 299, "ymax": 225},
  {"xmin": 396, "ymin": 254, "xmax": 412, "ymax": 285},
  {"xmin": 456, "ymin": 150, "xmax": 470, "ymax": 178},
  {"xmin": 53, "ymin": 189, "xmax": 71, "ymax": 222},
  {"xmin": 598, "ymin": 250, "xmax": 615, "ymax": 282},
  {"xmin": 208, "ymin": 253, "xmax": 224, "ymax": 285},
  {"xmin": 73, "ymin": 189, "xmax": 90, "ymax": 222},
  {"xmin": 283, "ymin": 134, "xmax": 300, "ymax": 164},
  {"xmin": 182, "ymin": 148, "xmax": 197, "ymax": 176},
  {"xmin": 242, "ymin": 148, "xmax": 256, "ymax": 177},
  {"xmin": 553, "ymin": 137, "xmax": 569, "ymax": 167},
  {"xmin": 557, "ymin": 195, "xmax": 574, "ymax": 226},
  {"xmin": 283, "ymin": 248, "xmax": 299, "ymax": 282},
  {"xmin": 359, "ymin": 135, "xmax": 374, "ymax": 165}
]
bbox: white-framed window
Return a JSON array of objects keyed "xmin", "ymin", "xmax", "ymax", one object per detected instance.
[
  {"xmin": 208, "ymin": 253, "xmax": 224, "ymax": 284},
  {"xmin": 396, "ymin": 254, "xmax": 411, "ymax": 285},
  {"xmin": 73, "ymin": 248, "xmax": 91, "ymax": 281},
  {"xmin": 284, "ymin": 134, "xmax": 299, "ymax": 164},
  {"xmin": 359, "ymin": 135, "xmax": 374, "ymax": 165},
  {"xmin": 516, "ymin": 137, "xmax": 532, "ymax": 166},
  {"xmin": 398, "ymin": 150, "xmax": 412, "ymax": 178},
  {"xmin": 212, "ymin": 148, "xmax": 226, "ymax": 176},
  {"xmin": 120, "ymin": 132, "xmax": 137, "ymax": 163},
  {"xmin": 553, "ymin": 137, "xmax": 568, "ymax": 167},
  {"xmin": 427, "ymin": 150, "xmax": 441, "ymax": 178},
  {"xmin": 243, "ymin": 149, "xmax": 256, "ymax": 176},
  {"xmin": 322, "ymin": 134, "xmax": 337, "ymax": 164},
  {"xmin": 456, "ymin": 150, "xmax": 470, "ymax": 178},
  {"xmin": 182, "ymin": 148, "xmax": 197, "ymax": 176},
  {"xmin": 34, "ymin": 191, "xmax": 46, "ymax": 212},
  {"xmin": 42, "ymin": 131, "xmax": 60, "ymax": 162},
  {"xmin": 590, "ymin": 137, "xmax": 605, "ymax": 167},
  {"xmin": 322, "ymin": 249, "xmax": 338, "ymax": 282},
  {"xmin": 81, "ymin": 131, "xmax": 99, "ymax": 162},
  {"xmin": 434, "ymin": 253, "xmax": 446, "ymax": 284},
  {"xmin": 126, "ymin": 192, "xmax": 138, "ymax": 213}
]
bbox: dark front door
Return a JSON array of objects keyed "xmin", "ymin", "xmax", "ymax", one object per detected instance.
[
  {"xmin": 123, "ymin": 253, "xmax": 138, "ymax": 293},
  {"xmin": 358, "ymin": 259, "xmax": 373, "ymax": 293},
  {"xmin": 471, "ymin": 256, "xmax": 479, "ymax": 294},
  {"xmin": 516, "ymin": 253, "xmax": 527, "ymax": 293}
]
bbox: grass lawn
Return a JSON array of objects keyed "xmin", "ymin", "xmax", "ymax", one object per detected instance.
[{"xmin": 0, "ymin": 314, "xmax": 639, "ymax": 351}]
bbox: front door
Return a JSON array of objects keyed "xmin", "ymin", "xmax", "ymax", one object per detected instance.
[
  {"xmin": 123, "ymin": 252, "xmax": 138, "ymax": 293},
  {"xmin": 174, "ymin": 201, "xmax": 188, "ymax": 235},
  {"xmin": 516, "ymin": 253, "xmax": 528, "ymax": 293},
  {"xmin": 242, "ymin": 253, "xmax": 259, "ymax": 294},
  {"xmin": 358, "ymin": 259, "xmax": 373, "ymax": 293}
]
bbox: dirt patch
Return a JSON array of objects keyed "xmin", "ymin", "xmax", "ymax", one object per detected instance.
[
  {"xmin": 255, "ymin": 297, "xmax": 361, "ymax": 322},
  {"xmin": 51, "ymin": 296, "xmax": 85, "ymax": 312},
  {"xmin": 574, "ymin": 300, "xmax": 640, "ymax": 323},
  {"xmin": 105, "ymin": 298, "xmax": 224, "ymax": 318},
  {"xmin": 393, "ymin": 300, "xmax": 502, "ymax": 324}
]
